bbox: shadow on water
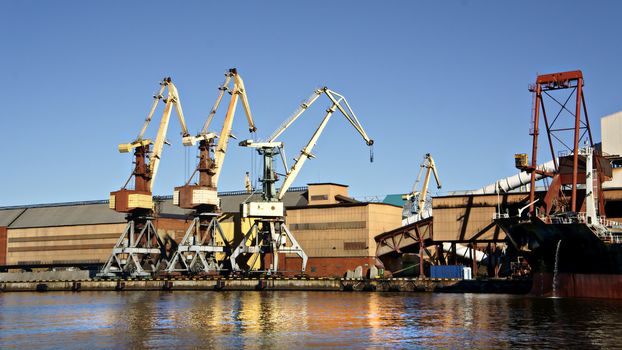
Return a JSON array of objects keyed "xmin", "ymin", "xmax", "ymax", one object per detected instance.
[{"xmin": 1, "ymin": 291, "xmax": 621, "ymax": 349}]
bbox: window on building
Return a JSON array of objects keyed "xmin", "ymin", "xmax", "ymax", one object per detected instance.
[{"xmin": 344, "ymin": 241, "xmax": 367, "ymax": 250}]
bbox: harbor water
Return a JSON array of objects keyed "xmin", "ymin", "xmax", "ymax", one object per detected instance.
[{"xmin": 1, "ymin": 291, "xmax": 621, "ymax": 349}]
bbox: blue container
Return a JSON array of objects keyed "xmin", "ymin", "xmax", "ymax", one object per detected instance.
[{"xmin": 430, "ymin": 265, "xmax": 464, "ymax": 279}]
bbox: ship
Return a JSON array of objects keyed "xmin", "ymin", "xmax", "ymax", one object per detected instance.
[
  {"xmin": 495, "ymin": 148, "xmax": 622, "ymax": 298},
  {"xmin": 496, "ymin": 213, "xmax": 622, "ymax": 298}
]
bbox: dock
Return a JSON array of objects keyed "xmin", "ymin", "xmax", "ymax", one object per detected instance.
[{"xmin": 0, "ymin": 277, "xmax": 531, "ymax": 294}]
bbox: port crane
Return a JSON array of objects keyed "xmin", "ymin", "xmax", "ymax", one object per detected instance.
[
  {"xmin": 166, "ymin": 68, "xmax": 257, "ymax": 274},
  {"xmin": 402, "ymin": 153, "xmax": 441, "ymax": 221},
  {"xmin": 230, "ymin": 87, "xmax": 374, "ymax": 275},
  {"xmin": 99, "ymin": 77, "xmax": 191, "ymax": 278}
]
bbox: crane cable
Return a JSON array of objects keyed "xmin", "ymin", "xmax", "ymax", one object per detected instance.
[
  {"xmin": 184, "ymin": 145, "xmax": 189, "ymax": 184},
  {"xmin": 251, "ymin": 130, "xmax": 257, "ymax": 191}
]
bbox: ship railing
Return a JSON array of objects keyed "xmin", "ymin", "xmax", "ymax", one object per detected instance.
[
  {"xmin": 551, "ymin": 216, "xmax": 575, "ymax": 224},
  {"xmin": 600, "ymin": 216, "xmax": 622, "ymax": 228},
  {"xmin": 576, "ymin": 212, "xmax": 622, "ymax": 243},
  {"xmin": 603, "ymin": 232, "xmax": 622, "ymax": 244},
  {"xmin": 576, "ymin": 212, "xmax": 622, "ymax": 228}
]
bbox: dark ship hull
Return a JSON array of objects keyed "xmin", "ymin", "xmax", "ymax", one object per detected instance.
[{"xmin": 496, "ymin": 216, "xmax": 622, "ymax": 298}]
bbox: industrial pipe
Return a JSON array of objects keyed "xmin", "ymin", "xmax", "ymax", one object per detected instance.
[
  {"xmin": 442, "ymin": 243, "xmax": 488, "ymax": 263},
  {"xmin": 470, "ymin": 160, "xmax": 556, "ymax": 195}
]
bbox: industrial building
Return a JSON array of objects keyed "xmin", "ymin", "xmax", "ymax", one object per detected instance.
[
  {"xmin": 0, "ymin": 200, "xmax": 189, "ymax": 269},
  {"xmin": 281, "ymin": 183, "xmax": 401, "ymax": 276},
  {"xmin": 0, "ymin": 183, "xmax": 402, "ymax": 277}
]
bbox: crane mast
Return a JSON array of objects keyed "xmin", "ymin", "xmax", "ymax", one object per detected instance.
[
  {"xmin": 231, "ymin": 87, "xmax": 374, "ymax": 275},
  {"xmin": 174, "ymin": 69, "xmax": 256, "ymax": 210},
  {"xmin": 110, "ymin": 77, "xmax": 190, "ymax": 213},
  {"xmin": 167, "ymin": 69, "xmax": 257, "ymax": 275},
  {"xmin": 99, "ymin": 77, "xmax": 191, "ymax": 278}
]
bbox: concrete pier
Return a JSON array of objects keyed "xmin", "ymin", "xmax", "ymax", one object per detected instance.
[{"xmin": 0, "ymin": 277, "xmax": 531, "ymax": 294}]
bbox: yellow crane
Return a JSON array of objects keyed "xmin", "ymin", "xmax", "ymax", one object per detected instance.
[
  {"xmin": 99, "ymin": 77, "xmax": 191, "ymax": 278},
  {"xmin": 173, "ymin": 68, "xmax": 256, "ymax": 209},
  {"xmin": 166, "ymin": 68, "xmax": 257, "ymax": 274},
  {"xmin": 402, "ymin": 153, "xmax": 441, "ymax": 220},
  {"xmin": 110, "ymin": 77, "xmax": 190, "ymax": 212},
  {"xmin": 230, "ymin": 87, "xmax": 374, "ymax": 275}
]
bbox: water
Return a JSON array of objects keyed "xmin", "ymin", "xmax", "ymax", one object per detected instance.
[
  {"xmin": 1, "ymin": 291, "xmax": 622, "ymax": 349},
  {"xmin": 553, "ymin": 239, "xmax": 562, "ymax": 297}
]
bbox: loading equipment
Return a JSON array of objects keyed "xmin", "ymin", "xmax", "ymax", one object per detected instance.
[
  {"xmin": 98, "ymin": 77, "xmax": 191, "ymax": 278},
  {"xmin": 165, "ymin": 68, "xmax": 257, "ymax": 275},
  {"xmin": 230, "ymin": 87, "xmax": 374, "ymax": 275}
]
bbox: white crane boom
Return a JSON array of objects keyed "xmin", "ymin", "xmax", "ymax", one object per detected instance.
[{"xmin": 276, "ymin": 88, "xmax": 373, "ymax": 199}]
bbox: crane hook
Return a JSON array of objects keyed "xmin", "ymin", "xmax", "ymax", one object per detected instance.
[{"xmin": 369, "ymin": 144, "xmax": 374, "ymax": 163}]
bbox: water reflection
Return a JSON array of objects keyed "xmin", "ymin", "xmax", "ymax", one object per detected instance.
[{"xmin": 1, "ymin": 291, "xmax": 621, "ymax": 349}]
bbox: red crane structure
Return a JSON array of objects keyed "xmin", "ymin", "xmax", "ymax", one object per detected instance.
[{"xmin": 518, "ymin": 70, "xmax": 609, "ymax": 219}]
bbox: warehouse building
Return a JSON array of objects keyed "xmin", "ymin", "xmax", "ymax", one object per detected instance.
[
  {"xmin": 281, "ymin": 183, "xmax": 402, "ymax": 276},
  {"xmin": 0, "ymin": 200, "xmax": 189, "ymax": 269},
  {"xmin": 0, "ymin": 183, "xmax": 402, "ymax": 277}
]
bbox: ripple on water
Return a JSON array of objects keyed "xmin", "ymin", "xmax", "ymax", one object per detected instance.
[{"xmin": 1, "ymin": 291, "xmax": 622, "ymax": 349}]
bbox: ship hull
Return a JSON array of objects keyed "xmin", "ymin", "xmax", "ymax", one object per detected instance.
[
  {"xmin": 496, "ymin": 217, "xmax": 622, "ymax": 299},
  {"xmin": 531, "ymin": 272, "xmax": 622, "ymax": 298}
]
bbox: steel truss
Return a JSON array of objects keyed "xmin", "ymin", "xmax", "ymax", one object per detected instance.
[
  {"xmin": 229, "ymin": 218, "xmax": 308, "ymax": 275},
  {"xmin": 165, "ymin": 213, "xmax": 229, "ymax": 274},
  {"xmin": 526, "ymin": 70, "xmax": 598, "ymax": 215},
  {"xmin": 98, "ymin": 218, "xmax": 166, "ymax": 278}
]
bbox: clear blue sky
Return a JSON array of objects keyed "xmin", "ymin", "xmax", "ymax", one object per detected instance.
[{"xmin": 1, "ymin": 1, "xmax": 621, "ymax": 206}]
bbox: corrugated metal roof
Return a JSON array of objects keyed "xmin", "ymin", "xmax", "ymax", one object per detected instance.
[
  {"xmin": 219, "ymin": 190, "xmax": 308, "ymax": 213},
  {"xmin": 0, "ymin": 208, "xmax": 26, "ymax": 227},
  {"xmin": 9, "ymin": 203, "xmax": 126, "ymax": 228},
  {"xmin": 1, "ymin": 188, "xmax": 309, "ymax": 228},
  {"xmin": 383, "ymin": 194, "xmax": 406, "ymax": 207},
  {"xmin": 154, "ymin": 200, "xmax": 193, "ymax": 217},
  {"xmin": 0, "ymin": 199, "xmax": 109, "ymax": 210}
]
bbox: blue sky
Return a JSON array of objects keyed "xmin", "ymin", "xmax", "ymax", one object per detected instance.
[{"xmin": 1, "ymin": 1, "xmax": 621, "ymax": 206}]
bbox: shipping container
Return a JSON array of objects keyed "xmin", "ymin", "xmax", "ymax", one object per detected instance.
[{"xmin": 430, "ymin": 265, "xmax": 464, "ymax": 279}]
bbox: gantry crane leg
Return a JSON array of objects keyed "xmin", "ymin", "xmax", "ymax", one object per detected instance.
[
  {"xmin": 98, "ymin": 217, "xmax": 165, "ymax": 278},
  {"xmin": 165, "ymin": 213, "xmax": 230, "ymax": 274},
  {"xmin": 230, "ymin": 218, "xmax": 307, "ymax": 275}
]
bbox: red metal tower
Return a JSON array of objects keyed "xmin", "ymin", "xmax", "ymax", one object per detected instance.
[{"xmin": 525, "ymin": 70, "xmax": 607, "ymax": 217}]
